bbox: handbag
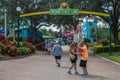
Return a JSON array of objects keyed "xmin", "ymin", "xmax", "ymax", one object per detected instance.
[{"xmin": 69, "ymin": 54, "xmax": 75, "ymax": 60}]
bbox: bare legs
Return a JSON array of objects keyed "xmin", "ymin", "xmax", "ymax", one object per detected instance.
[
  {"xmin": 81, "ymin": 67, "xmax": 88, "ymax": 75},
  {"xmin": 56, "ymin": 59, "xmax": 60, "ymax": 67},
  {"xmin": 68, "ymin": 63, "xmax": 78, "ymax": 74}
]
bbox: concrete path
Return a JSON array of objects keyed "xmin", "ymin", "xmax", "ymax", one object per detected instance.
[{"xmin": 0, "ymin": 45, "xmax": 120, "ymax": 80}]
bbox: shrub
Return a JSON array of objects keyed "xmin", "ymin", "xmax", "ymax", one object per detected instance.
[
  {"xmin": 88, "ymin": 42, "xmax": 101, "ymax": 47},
  {"xmin": 112, "ymin": 45, "xmax": 120, "ymax": 52},
  {"xmin": 8, "ymin": 35, "xmax": 13, "ymax": 41},
  {"xmin": 94, "ymin": 45, "xmax": 120, "ymax": 53},
  {"xmin": 19, "ymin": 42, "xmax": 26, "ymax": 47},
  {"xmin": 31, "ymin": 46, "xmax": 36, "ymax": 53},
  {"xmin": 8, "ymin": 46, "xmax": 18, "ymax": 57},
  {"xmin": 9, "ymin": 40, "xmax": 17, "ymax": 46},
  {"xmin": 98, "ymin": 39, "xmax": 109, "ymax": 46},
  {"xmin": 0, "ymin": 33, "xmax": 10, "ymax": 45},
  {"xmin": 19, "ymin": 47, "xmax": 32, "ymax": 55},
  {"xmin": 94, "ymin": 45, "xmax": 103, "ymax": 53},
  {"xmin": 103, "ymin": 46, "xmax": 109, "ymax": 52}
]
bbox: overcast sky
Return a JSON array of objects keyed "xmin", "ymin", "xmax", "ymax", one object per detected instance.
[{"xmin": 39, "ymin": 24, "xmax": 60, "ymax": 32}]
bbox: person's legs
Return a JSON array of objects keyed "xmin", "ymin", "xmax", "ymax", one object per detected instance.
[
  {"xmin": 55, "ymin": 56, "xmax": 58, "ymax": 65},
  {"xmin": 57, "ymin": 56, "xmax": 61, "ymax": 67},
  {"xmin": 55, "ymin": 59, "xmax": 58, "ymax": 64},
  {"xmin": 74, "ymin": 63, "xmax": 79, "ymax": 74},
  {"xmin": 79, "ymin": 60, "xmax": 88, "ymax": 75},
  {"xmin": 82, "ymin": 67, "xmax": 88, "ymax": 75},
  {"xmin": 48, "ymin": 48, "xmax": 50, "ymax": 54},
  {"xmin": 68, "ymin": 63, "xmax": 74, "ymax": 74}
]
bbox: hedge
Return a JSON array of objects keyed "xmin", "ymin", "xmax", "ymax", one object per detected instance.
[{"xmin": 94, "ymin": 45, "xmax": 120, "ymax": 53}]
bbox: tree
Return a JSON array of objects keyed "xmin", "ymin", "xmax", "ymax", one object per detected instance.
[
  {"xmin": 1, "ymin": 0, "xmax": 119, "ymax": 44},
  {"xmin": 0, "ymin": 0, "xmax": 51, "ymax": 43},
  {"xmin": 77, "ymin": 0, "xmax": 120, "ymax": 44}
]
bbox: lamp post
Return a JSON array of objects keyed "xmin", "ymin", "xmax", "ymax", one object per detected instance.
[
  {"xmin": 109, "ymin": 6, "xmax": 113, "ymax": 56},
  {"xmin": 16, "ymin": 6, "xmax": 21, "ymax": 47},
  {"xmin": 4, "ymin": 9, "xmax": 7, "ymax": 36}
]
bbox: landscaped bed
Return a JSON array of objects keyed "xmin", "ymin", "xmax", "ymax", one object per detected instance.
[{"xmin": 0, "ymin": 33, "xmax": 36, "ymax": 60}]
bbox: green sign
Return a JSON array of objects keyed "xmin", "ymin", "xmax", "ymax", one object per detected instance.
[{"xmin": 50, "ymin": 9, "xmax": 79, "ymax": 15}]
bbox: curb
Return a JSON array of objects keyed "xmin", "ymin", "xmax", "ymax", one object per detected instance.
[
  {"xmin": 0, "ymin": 53, "xmax": 35, "ymax": 61},
  {"xmin": 95, "ymin": 55, "xmax": 120, "ymax": 66}
]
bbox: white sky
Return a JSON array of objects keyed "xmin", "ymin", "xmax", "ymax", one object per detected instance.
[{"xmin": 39, "ymin": 25, "xmax": 60, "ymax": 32}]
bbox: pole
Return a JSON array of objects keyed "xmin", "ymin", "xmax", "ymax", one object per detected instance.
[
  {"xmin": 13, "ymin": 24, "xmax": 15, "ymax": 40},
  {"xmin": 17, "ymin": 12, "xmax": 20, "ymax": 47},
  {"xmin": 109, "ymin": 11, "xmax": 112, "ymax": 56},
  {"xmin": 4, "ymin": 9, "xmax": 7, "ymax": 36}
]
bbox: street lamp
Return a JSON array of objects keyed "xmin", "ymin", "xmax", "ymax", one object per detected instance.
[
  {"xmin": 4, "ymin": 9, "xmax": 7, "ymax": 36},
  {"xmin": 16, "ymin": 6, "xmax": 21, "ymax": 47},
  {"xmin": 109, "ymin": 6, "xmax": 113, "ymax": 56}
]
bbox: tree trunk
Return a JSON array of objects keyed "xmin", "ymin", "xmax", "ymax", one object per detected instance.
[{"xmin": 32, "ymin": 28, "xmax": 36, "ymax": 44}]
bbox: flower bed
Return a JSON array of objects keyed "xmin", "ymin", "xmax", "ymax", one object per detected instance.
[{"xmin": 0, "ymin": 33, "xmax": 36, "ymax": 59}]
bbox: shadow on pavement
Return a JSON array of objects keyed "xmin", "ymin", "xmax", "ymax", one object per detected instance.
[
  {"xmin": 80, "ymin": 74, "xmax": 110, "ymax": 80},
  {"xmin": 60, "ymin": 66, "xmax": 69, "ymax": 69}
]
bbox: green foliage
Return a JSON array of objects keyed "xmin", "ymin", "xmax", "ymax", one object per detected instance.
[
  {"xmin": 88, "ymin": 42, "xmax": 101, "ymax": 47},
  {"xmin": 112, "ymin": 45, "xmax": 120, "ymax": 52},
  {"xmin": 8, "ymin": 35, "xmax": 13, "ymax": 41},
  {"xmin": 0, "ymin": 40, "xmax": 35, "ymax": 57},
  {"xmin": 19, "ymin": 42, "xmax": 26, "ymax": 47},
  {"xmin": 97, "ymin": 28, "xmax": 110, "ymax": 41},
  {"xmin": 94, "ymin": 45, "xmax": 120, "ymax": 53},
  {"xmin": 94, "ymin": 45, "xmax": 103, "ymax": 53},
  {"xmin": 98, "ymin": 39, "xmax": 109, "ymax": 46},
  {"xmin": 31, "ymin": 46, "xmax": 36, "ymax": 53},
  {"xmin": 19, "ymin": 47, "xmax": 31, "ymax": 55}
]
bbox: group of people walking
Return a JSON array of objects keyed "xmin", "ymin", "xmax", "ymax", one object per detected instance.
[{"xmin": 52, "ymin": 41, "xmax": 89, "ymax": 75}]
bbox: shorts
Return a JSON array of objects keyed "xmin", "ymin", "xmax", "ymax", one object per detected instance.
[
  {"xmin": 55, "ymin": 55, "xmax": 61, "ymax": 59},
  {"xmin": 79, "ymin": 60, "xmax": 87, "ymax": 67},
  {"xmin": 70, "ymin": 59, "xmax": 77, "ymax": 63},
  {"xmin": 70, "ymin": 55, "xmax": 78, "ymax": 63}
]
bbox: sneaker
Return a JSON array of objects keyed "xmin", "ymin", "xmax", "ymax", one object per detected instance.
[
  {"xmin": 80, "ymin": 72, "xmax": 88, "ymax": 75},
  {"xmin": 75, "ymin": 71, "xmax": 79, "ymax": 74},
  {"xmin": 58, "ymin": 63, "xmax": 60, "ymax": 67},
  {"xmin": 67, "ymin": 71, "xmax": 72, "ymax": 74},
  {"xmin": 84, "ymin": 72, "xmax": 88, "ymax": 75}
]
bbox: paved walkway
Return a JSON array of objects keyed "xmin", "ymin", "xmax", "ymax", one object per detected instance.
[{"xmin": 0, "ymin": 45, "xmax": 120, "ymax": 80}]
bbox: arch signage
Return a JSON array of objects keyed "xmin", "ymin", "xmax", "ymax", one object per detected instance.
[{"xmin": 20, "ymin": 2, "xmax": 109, "ymax": 17}]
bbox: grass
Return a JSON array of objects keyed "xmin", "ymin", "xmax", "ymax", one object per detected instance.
[{"xmin": 97, "ymin": 52, "xmax": 120, "ymax": 63}]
